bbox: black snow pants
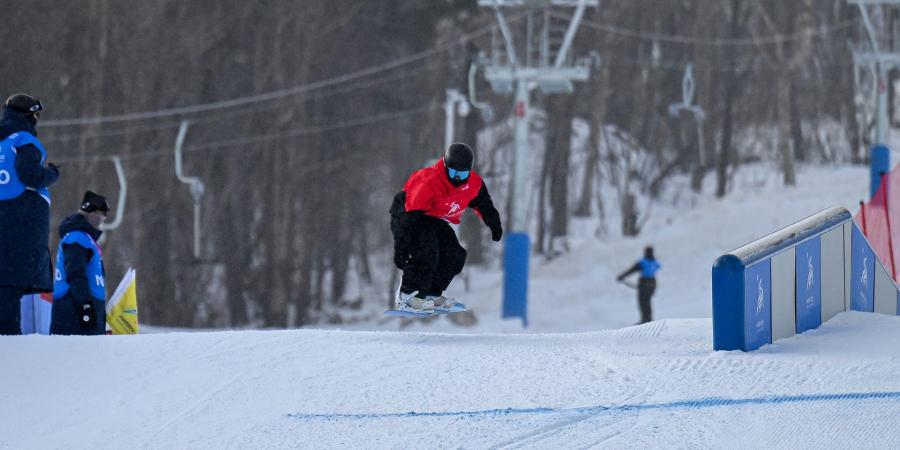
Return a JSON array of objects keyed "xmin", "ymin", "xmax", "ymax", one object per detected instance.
[
  {"xmin": 637, "ymin": 277, "xmax": 656, "ymax": 324},
  {"xmin": 0, "ymin": 286, "xmax": 26, "ymax": 335},
  {"xmin": 400, "ymin": 217, "xmax": 467, "ymax": 298}
]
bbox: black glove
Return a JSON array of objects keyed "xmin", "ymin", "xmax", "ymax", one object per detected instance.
[
  {"xmin": 490, "ymin": 223, "xmax": 503, "ymax": 242},
  {"xmin": 79, "ymin": 302, "xmax": 96, "ymax": 328},
  {"xmin": 47, "ymin": 162, "xmax": 60, "ymax": 175}
]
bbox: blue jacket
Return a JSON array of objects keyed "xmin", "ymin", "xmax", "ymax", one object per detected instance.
[
  {"xmin": 618, "ymin": 257, "xmax": 661, "ymax": 280},
  {"xmin": 50, "ymin": 213, "xmax": 106, "ymax": 335},
  {"xmin": 0, "ymin": 108, "xmax": 59, "ymax": 291}
]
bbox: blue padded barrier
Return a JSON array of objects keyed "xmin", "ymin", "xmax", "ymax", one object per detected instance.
[
  {"xmin": 503, "ymin": 232, "xmax": 529, "ymax": 326},
  {"xmin": 713, "ymin": 207, "xmax": 899, "ymax": 351}
]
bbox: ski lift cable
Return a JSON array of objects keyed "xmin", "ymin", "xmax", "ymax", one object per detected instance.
[
  {"xmin": 593, "ymin": 54, "xmax": 862, "ymax": 72},
  {"xmin": 184, "ymin": 104, "xmax": 438, "ymax": 153},
  {"xmin": 572, "ymin": 15, "xmax": 859, "ymax": 46},
  {"xmin": 41, "ymin": 59, "xmax": 452, "ymax": 144},
  {"xmin": 39, "ymin": 15, "xmax": 525, "ymax": 128},
  {"xmin": 51, "ymin": 103, "xmax": 439, "ymax": 163}
]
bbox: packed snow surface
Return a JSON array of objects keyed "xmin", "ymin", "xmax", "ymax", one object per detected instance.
[
  {"xmin": 4, "ymin": 164, "xmax": 893, "ymax": 449},
  {"xmin": 3, "ymin": 312, "xmax": 900, "ymax": 449}
]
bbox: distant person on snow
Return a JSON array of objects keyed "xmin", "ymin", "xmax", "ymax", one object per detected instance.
[
  {"xmin": 390, "ymin": 143, "xmax": 503, "ymax": 312},
  {"xmin": 617, "ymin": 246, "xmax": 660, "ymax": 324},
  {"xmin": 51, "ymin": 191, "xmax": 109, "ymax": 335},
  {"xmin": 0, "ymin": 93, "xmax": 60, "ymax": 335}
]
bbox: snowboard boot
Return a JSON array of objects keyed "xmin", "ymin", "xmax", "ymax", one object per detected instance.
[
  {"xmin": 396, "ymin": 290, "xmax": 434, "ymax": 311},
  {"xmin": 427, "ymin": 295, "xmax": 462, "ymax": 310}
]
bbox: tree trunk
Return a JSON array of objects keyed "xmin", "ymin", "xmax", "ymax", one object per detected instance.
[
  {"xmin": 459, "ymin": 44, "xmax": 486, "ymax": 263},
  {"xmin": 777, "ymin": 75, "xmax": 797, "ymax": 185},
  {"xmin": 790, "ymin": 81, "xmax": 805, "ymax": 162},
  {"xmin": 716, "ymin": 0, "xmax": 742, "ymax": 198},
  {"xmin": 536, "ymin": 119, "xmax": 553, "ymax": 254},
  {"xmin": 574, "ymin": 65, "xmax": 610, "ymax": 217},
  {"xmin": 548, "ymin": 94, "xmax": 574, "ymax": 246}
]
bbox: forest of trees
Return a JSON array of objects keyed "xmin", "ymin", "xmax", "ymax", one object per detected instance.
[{"xmin": 1, "ymin": 0, "xmax": 879, "ymax": 328}]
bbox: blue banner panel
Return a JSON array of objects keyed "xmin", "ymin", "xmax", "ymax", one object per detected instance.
[
  {"xmin": 795, "ymin": 237, "xmax": 822, "ymax": 333},
  {"xmin": 503, "ymin": 232, "xmax": 530, "ymax": 327},
  {"xmin": 850, "ymin": 225, "xmax": 875, "ymax": 312},
  {"xmin": 743, "ymin": 259, "xmax": 772, "ymax": 351}
]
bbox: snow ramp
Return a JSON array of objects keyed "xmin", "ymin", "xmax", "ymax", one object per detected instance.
[{"xmin": 3, "ymin": 315, "xmax": 900, "ymax": 448}]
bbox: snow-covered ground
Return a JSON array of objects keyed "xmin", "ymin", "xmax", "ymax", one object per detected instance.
[
  {"xmin": 3, "ymin": 312, "xmax": 900, "ymax": 449},
  {"xmin": 6, "ymin": 163, "xmax": 897, "ymax": 449}
]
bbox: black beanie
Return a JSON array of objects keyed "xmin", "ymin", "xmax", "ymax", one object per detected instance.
[
  {"xmin": 81, "ymin": 191, "xmax": 110, "ymax": 214},
  {"xmin": 5, "ymin": 93, "xmax": 43, "ymax": 114}
]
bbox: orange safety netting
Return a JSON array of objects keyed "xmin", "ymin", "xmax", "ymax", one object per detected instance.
[{"xmin": 854, "ymin": 169, "xmax": 900, "ymax": 281}]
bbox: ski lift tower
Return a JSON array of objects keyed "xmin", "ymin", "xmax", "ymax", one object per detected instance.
[
  {"xmin": 850, "ymin": 0, "xmax": 900, "ymax": 196},
  {"xmin": 478, "ymin": 0, "xmax": 598, "ymax": 326}
]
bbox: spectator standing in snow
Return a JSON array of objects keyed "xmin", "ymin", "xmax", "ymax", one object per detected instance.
[
  {"xmin": 51, "ymin": 191, "xmax": 109, "ymax": 335},
  {"xmin": 617, "ymin": 246, "xmax": 661, "ymax": 324},
  {"xmin": 0, "ymin": 94, "xmax": 59, "ymax": 335},
  {"xmin": 390, "ymin": 143, "xmax": 502, "ymax": 312}
]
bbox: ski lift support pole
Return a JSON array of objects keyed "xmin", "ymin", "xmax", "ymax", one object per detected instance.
[
  {"xmin": 851, "ymin": 0, "xmax": 893, "ymax": 197},
  {"xmin": 174, "ymin": 120, "xmax": 204, "ymax": 259},
  {"xmin": 479, "ymin": 0, "xmax": 597, "ymax": 327}
]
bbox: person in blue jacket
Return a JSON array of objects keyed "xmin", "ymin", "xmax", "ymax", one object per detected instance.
[
  {"xmin": 51, "ymin": 191, "xmax": 109, "ymax": 335},
  {"xmin": 617, "ymin": 246, "xmax": 661, "ymax": 324},
  {"xmin": 0, "ymin": 94, "xmax": 60, "ymax": 335}
]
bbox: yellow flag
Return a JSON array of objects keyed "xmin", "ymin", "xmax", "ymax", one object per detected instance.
[{"xmin": 106, "ymin": 268, "xmax": 139, "ymax": 335}]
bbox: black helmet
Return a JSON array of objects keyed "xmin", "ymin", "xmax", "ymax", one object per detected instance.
[
  {"xmin": 444, "ymin": 143, "xmax": 474, "ymax": 171},
  {"xmin": 5, "ymin": 93, "xmax": 43, "ymax": 114},
  {"xmin": 444, "ymin": 143, "xmax": 474, "ymax": 185}
]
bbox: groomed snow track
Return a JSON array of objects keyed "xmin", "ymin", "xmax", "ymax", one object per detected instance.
[{"xmin": 3, "ymin": 312, "xmax": 900, "ymax": 449}]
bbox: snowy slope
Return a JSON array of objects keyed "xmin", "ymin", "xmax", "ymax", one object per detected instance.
[
  {"xmin": 3, "ymin": 312, "xmax": 900, "ymax": 449},
  {"xmin": 3, "ymin": 163, "xmax": 889, "ymax": 449},
  {"xmin": 352, "ymin": 164, "xmax": 870, "ymax": 333}
]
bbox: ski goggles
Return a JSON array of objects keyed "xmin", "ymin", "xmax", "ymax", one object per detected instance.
[{"xmin": 448, "ymin": 167, "xmax": 470, "ymax": 180}]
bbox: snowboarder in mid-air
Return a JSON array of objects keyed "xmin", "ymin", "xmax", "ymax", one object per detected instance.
[
  {"xmin": 617, "ymin": 246, "xmax": 661, "ymax": 324},
  {"xmin": 390, "ymin": 143, "xmax": 502, "ymax": 313}
]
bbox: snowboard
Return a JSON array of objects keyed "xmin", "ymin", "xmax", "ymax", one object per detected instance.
[{"xmin": 384, "ymin": 302, "xmax": 467, "ymax": 318}]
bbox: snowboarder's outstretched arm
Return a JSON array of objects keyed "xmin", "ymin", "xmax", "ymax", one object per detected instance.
[
  {"xmin": 468, "ymin": 184, "xmax": 502, "ymax": 241},
  {"xmin": 617, "ymin": 262, "xmax": 641, "ymax": 281}
]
